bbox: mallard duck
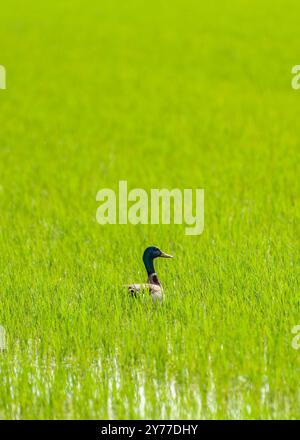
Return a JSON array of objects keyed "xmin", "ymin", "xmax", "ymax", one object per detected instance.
[{"xmin": 126, "ymin": 246, "xmax": 173, "ymax": 302}]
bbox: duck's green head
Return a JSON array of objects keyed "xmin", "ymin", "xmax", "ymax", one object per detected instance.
[{"xmin": 143, "ymin": 246, "xmax": 173, "ymax": 275}]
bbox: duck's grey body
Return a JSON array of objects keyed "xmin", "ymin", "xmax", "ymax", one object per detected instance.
[{"xmin": 126, "ymin": 282, "xmax": 163, "ymax": 302}]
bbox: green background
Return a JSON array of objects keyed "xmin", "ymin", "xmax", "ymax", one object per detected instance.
[{"xmin": 0, "ymin": 0, "xmax": 299, "ymax": 419}]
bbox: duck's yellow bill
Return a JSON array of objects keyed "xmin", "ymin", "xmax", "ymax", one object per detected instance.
[{"xmin": 160, "ymin": 251, "xmax": 173, "ymax": 258}]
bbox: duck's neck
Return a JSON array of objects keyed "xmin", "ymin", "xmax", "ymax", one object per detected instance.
[
  {"xmin": 143, "ymin": 257, "xmax": 161, "ymax": 286},
  {"xmin": 147, "ymin": 272, "xmax": 161, "ymax": 286}
]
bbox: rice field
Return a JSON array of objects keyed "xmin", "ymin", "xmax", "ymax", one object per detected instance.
[{"xmin": 0, "ymin": 0, "xmax": 300, "ymax": 419}]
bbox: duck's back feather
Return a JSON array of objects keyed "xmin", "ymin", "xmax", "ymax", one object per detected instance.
[{"xmin": 125, "ymin": 283, "xmax": 163, "ymax": 302}]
